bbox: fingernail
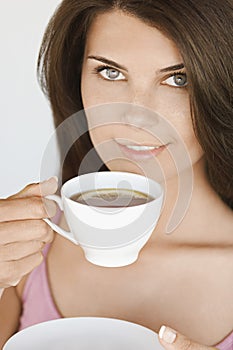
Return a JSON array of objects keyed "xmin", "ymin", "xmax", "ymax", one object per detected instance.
[
  {"xmin": 44, "ymin": 198, "xmax": 57, "ymax": 217},
  {"xmin": 159, "ymin": 326, "xmax": 177, "ymax": 344},
  {"xmin": 11, "ymin": 278, "xmax": 21, "ymax": 287},
  {"xmin": 51, "ymin": 176, "xmax": 58, "ymax": 183},
  {"xmin": 40, "ymin": 177, "xmax": 58, "ymax": 196},
  {"xmin": 42, "ymin": 176, "xmax": 58, "ymax": 184}
]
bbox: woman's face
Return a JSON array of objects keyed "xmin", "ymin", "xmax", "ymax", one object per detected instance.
[{"xmin": 81, "ymin": 10, "xmax": 203, "ymax": 181}]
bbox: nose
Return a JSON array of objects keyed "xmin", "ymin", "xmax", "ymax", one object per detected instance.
[
  {"xmin": 121, "ymin": 99, "xmax": 159, "ymax": 129},
  {"xmin": 120, "ymin": 84, "xmax": 160, "ymax": 127}
]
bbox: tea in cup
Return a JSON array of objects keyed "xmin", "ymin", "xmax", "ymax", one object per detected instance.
[
  {"xmin": 70, "ymin": 188, "xmax": 154, "ymax": 207},
  {"xmin": 44, "ymin": 171, "xmax": 163, "ymax": 267}
]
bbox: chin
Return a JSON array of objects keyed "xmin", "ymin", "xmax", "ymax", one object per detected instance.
[{"xmin": 105, "ymin": 159, "xmax": 167, "ymax": 184}]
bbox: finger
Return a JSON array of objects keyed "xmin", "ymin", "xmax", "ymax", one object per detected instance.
[
  {"xmin": 11, "ymin": 278, "xmax": 21, "ymax": 287},
  {"xmin": 0, "ymin": 197, "xmax": 57, "ymax": 222},
  {"xmin": 8, "ymin": 176, "xmax": 58, "ymax": 199},
  {"xmin": 0, "ymin": 240, "xmax": 44, "ymax": 261},
  {"xmin": 0, "ymin": 219, "xmax": 54, "ymax": 244},
  {"xmin": 0, "ymin": 251, "xmax": 44, "ymax": 288},
  {"xmin": 158, "ymin": 326, "xmax": 216, "ymax": 350}
]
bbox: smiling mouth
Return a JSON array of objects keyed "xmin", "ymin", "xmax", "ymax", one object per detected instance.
[
  {"xmin": 115, "ymin": 140, "xmax": 169, "ymax": 160},
  {"xmin": 123, "ymin": 145, "xmax": 162, "ymax": 151}
]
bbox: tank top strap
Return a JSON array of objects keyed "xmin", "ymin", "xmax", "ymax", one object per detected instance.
[{"xmin": 42, "ymin": 243, "xmax": 51, "ymax": 257}]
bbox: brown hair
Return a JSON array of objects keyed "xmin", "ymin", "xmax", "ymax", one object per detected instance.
[{"xmin": 38, "ymin": 0, "xmax": 233, "ymax": 208}]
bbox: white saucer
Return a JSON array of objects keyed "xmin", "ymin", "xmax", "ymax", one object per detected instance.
[{"xmin": 3, "ymin": 317, "xmax": 163, "ymax": 350}]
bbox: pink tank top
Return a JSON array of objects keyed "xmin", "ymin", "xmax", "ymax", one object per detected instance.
[
  {"xmin": 18, "ymin": 243, "xmax": 61, "ymax": 331},
  {"xmin": 18, "ymin": 209, "xmax": 62, "ymax": 330},
  {"xmin": 18, "ymin": 216, "xmax": 233, "ymax": 349}
]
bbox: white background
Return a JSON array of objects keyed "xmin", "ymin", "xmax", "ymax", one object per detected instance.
[{"xmin": 0, "ymin": 1, "xmax": 61, "ymax": 198}]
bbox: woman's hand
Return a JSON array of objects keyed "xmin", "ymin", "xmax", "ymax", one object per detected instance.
[
  {"xmin": 0, "ymin": 177, "xmax": 58, "ymax": 289},
  {"xmin": 159, "ymin": 326, "xmax": 217, "ymax": 350}
]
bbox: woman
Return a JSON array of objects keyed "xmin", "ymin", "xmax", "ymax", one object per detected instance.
[{"xmin": 0, "ymin": 1, "xmax": 232, "ymax": 349}]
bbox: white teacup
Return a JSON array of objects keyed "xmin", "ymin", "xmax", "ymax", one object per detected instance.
[{"xmin": 44, "ymin": 171, "xmax": 163, "ymax": 267}]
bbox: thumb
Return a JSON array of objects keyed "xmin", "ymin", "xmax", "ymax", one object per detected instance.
[
  {"xmin": 9, "ymin": 176, "xmax": 58, "ymax": 199},
  {"xmin": 158, "ymin": 326, "xmax": 217, "ymax": 350}
]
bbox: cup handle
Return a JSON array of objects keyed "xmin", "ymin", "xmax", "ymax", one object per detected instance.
[{"xmin": 43, "ymin": 194, "xmax": 78, "ymax": 245}]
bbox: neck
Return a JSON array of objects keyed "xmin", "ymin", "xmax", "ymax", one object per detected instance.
[{"xmin": 152, "ymin": 157, "xmax": 227, "ymax": 244}]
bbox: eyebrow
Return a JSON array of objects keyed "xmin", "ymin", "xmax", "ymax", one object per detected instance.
[
  {"xmin": 87, "ymin": 55, "xmax": 185, "ymax": 73},
  {"xmin": 160, "ymin": 63, "xmax": 185, "ymax": 72}
]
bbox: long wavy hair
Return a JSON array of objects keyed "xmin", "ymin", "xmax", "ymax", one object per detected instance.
[{"xmin": 38, "ymin": 0, "xmax": 233, "ymax": 209}]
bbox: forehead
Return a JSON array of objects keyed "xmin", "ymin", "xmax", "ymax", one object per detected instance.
[{"xmin": 84, "ymin": 10, "xmax": 183, "ymax": 68}]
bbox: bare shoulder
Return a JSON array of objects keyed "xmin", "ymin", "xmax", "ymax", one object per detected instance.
[
  {"xmin": 174, "ymin": 242, "xmax": 233, "ymax": 345},
  {"xmin": 197, "ymin": 244, "xmax": 233, "ymax": 345},
  {"xmin": 0, "ymin": 287, "xmax": 21, "ymax": 348}
]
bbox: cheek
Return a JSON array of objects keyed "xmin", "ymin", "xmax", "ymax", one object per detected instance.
[
  {"xmin": 178, "ymin": 121, "xmax": 204, "ymax": 164},
  {"xmin": 89, "ymin": 129, "xmax": 101, "ymax": 146},
  {"xmin": 88, "ymin": 126, "xmax": 113, "ymax": 147},
  {"xmin": 81, "ymin": 69, "xmax": 128, "ymax": 107},
  {"xmin": 187, "ymin": 133, "xmax": 204, "ymax": 161},
  {"xmin": 153, "ymin": 87, "xmax": 190, "ymax": 118}
]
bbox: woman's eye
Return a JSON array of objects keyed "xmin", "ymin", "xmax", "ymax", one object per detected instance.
[
  {"xmin": 97, "ymin": 67, "xmax": 126, "ymax": 81},
  {"xmin": 162, "ymin": 73, "xmax": 188, "ymax": 87}
]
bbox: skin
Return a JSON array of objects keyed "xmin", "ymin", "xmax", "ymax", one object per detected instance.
[
  {"xmin": 0, "ymin": 179, "xmax": 56, "ymax": 289},
  {"xmin": 0, "ymin": 179, "xmax": 57, "ymax": 349},
  {"xmin": 0, "ymin": 10, "xmax": 232, "ymax": 349},
  {"xmin": 81, "ymin": 12, "xmax": 201, "ymax": 186}
]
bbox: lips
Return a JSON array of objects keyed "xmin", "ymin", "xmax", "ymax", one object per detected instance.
[
  {"xmin": 115, "ymin": 140, "xmax": 169, "ymax": 160},
  {"xmin": 124, "ymin": 145, "xmax": 161, "ymax": 151}
]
